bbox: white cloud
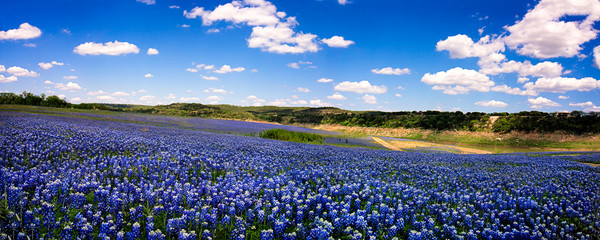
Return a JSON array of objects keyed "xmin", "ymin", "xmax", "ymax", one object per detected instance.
[
  {"xmin": 475, "ymin": 100, "xmax": 508, "ymax": 108},
  {"xmin": 309, "ymin": 99, "xmax": 332, "ymax": 107},
  {"xmin": 338, "ymin": 0, "xmax": 348, "ymax": 5},
  {"xmin": 517, "ymin": 77, "xmax": 530, "ymax": 83},
  {"xmin": 202, "ymin": 75, "xmax": 219, "ymax": 81},
  {"xmin": 594, "ymin": 46, "xmax": 600, "ymax": 69},
  {"xmin": 524, "ymin": 77, "xmax": 600, "ymax": 93},
  {"xmin": 0, "ymin": 23, "xmax": 42, "ymax": 40},
  {"xmin": 214, "ymin": 65, "xmax": 245, "ymax": 74},
  {"xmin": 112, "ymin": 91, "xmax": 130, "ymax": 96},
  {"xmin": 395, "ymin": 93, "xmax": 402, "ymax": 98},
  {"xmin": 38, "ymin": 61, "xmax": 64, "ymax": 70},
  {"xmin": 334, "ymin": 80, "xmax": 387, "ymax": 94},
  {"xmin": 437, "ymin": 34, "xmax": 504, "ymax": 58},
  {"xmin": 45, "ymin": 81, "xmax": 81, "ymax": 91},
  {"xmin": 287, "ymin": 62, "xmax": 299, "ymax": 69},
  {"xmin": 503, "ymin": 0, "xmax": 600, "ymax": 59},
  {"xmin": 322, "ymin": 36, "xmax": 355, "ymax": 48},
  {"xmin": 147, "ymin": 48, "xmax": 159, "ymax": 55},
  {"xmin": 362, "ymin": 94, "xmax": 377, "ymax": 104},
  {"xmin": 0, "ymin": 75, "xmax": 17, "ymax": 83},
  {"xmin": 165, "ymin": 93, "xmax": 176, "ymax": 99},
  {"xmin": 63, "ymin": 75, "xmax": 78, "ymax": 80},
  {"xmin": 185, "ymin": 68, "xmax": 198, "ymax": 73},
  {"xmin": 421, "ymin": 67, "xmax": 494, "ymax": 94},
  {"xmin": 96, "ymin": 95, "xmax": 115, "ymax": 101},
  {"xmin": 0, "ymin": 65, "xmax": 4, "ymax": 72},
  {"xmin": 206, "ymin": 95, "xmax": 224, "ymax": 104},
  {"xmin": 570, "ymin": 101, "xmax": 594, "ymax": 107},
  {"xmin": 136, "ymin": 0, "xmax": 155, "ymax": 5},
  {"xmin": 371, "ymin": 67, "xmax": 410, "ymax": 76},
  {"xmin": 139, "ymin": 95, "xmax": 157, "ymax": 101},
  {"xmin": 169, "ymin": 5, "xmax": 180, "ymax": 9},
  {"xmin": 87, "ymin": 90, "xmax": 106, "ymax": 96},
  {"xmin": 558, "ymin": 95, "xmax": 570, "ymax": 100},
  {"xmin": 317, "ymin": 78, "xmax": 333, "ymax": 83},
  {"xmin": 23, "ymin": 43, "xmax": 36, "ymax": 48},
  {"xmin": 241, "ymin": 95, "xmax": 266, "ymax": 106},
  {"xmin": 204, "ymin": 88, "xmax": 230, "ymax": 94},
  {"xmin": 7, "ymin": 66, "xmax": 39, "ymax": 77},
  {"xmin": 74, "ymin": 41, "xmax": 140, "ymax": 56},
  {"xmin": 480, "ymin": 60, "xmax": 563, "ymax": 78},
  {"xmin": 184, "ymin": 1, "xmax": 322, "ymax": 54},
  {"xmin": 71, "ymin": 97, "xmax": 81, "ymax": 102},
  {"xmin": 179, "ymin": 97, "xmax": 201, "ymax": 102},
  {"xmin": 327, "ymin": 92, "xmax": 346, "ymax": 100},
  {"xmin": 181, "ymin": 24, "xmax": 191, "ymax": 28},
  {"xmin": 491, "ymin": 85, "xmax": 537, "ymax": 96},
  {"xmin": 296, "ymin": 87, "xmax": 310, "ymax": 93},
  {"xmin": 528, "ymin": 97, "xmax": 561, "ymax": 109},
  {"xmin": 144, "ymin": 73, "xmax": 154, "ymax": 78}
]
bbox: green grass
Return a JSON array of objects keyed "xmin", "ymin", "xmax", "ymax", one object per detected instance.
[{"xmin": 259, "ymin": 128, "xmax": 323, "ymax": 144}]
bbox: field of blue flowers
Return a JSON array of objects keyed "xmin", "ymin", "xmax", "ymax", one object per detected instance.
[{"xmin": 1, "ymin": 111, "xmax": 599, "ymax": 239}]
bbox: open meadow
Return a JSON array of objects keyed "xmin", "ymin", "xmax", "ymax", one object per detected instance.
[{"xmin": 1, "ymin": 110, "xmax": 599, "ymax": 239}]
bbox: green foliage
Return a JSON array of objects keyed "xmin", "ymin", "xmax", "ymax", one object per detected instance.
[
  {"xmin": 0, "ymin": 92, "xmax": 69, "ymax": 108},
  {"xmin": 259, "ymin": 128, "xmax": 323, "ymax": 144}
]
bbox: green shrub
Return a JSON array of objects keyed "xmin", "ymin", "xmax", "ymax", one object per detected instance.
[{"xmin": 259, "ymin": 129, "xmax": 323, "ymax": 144}]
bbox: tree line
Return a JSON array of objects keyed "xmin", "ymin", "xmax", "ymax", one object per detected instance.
[{"xmin": 2, "ymin": 92, "xmax": 599, "ymax": 134}]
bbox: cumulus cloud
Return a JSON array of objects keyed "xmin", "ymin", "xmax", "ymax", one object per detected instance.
[
  {"xmin": 322, "ymin": 36, "xmax": 354, "ymax": 48},
  {"xmin": 136, "ymin": 0, "xmax": 155, "ymax": 5},
  {"xmin": 327, "ymin": 92, "xmax": 346, "ymax": 100},
  {"xmin": 296, "ymin": 87, "xmax": 310, "ymax": 93},
  {"xmin": 147, "ymin": 48, "xmax": 159, "ymax": 55},
  {"xmin": 287, "ymin": 62, "xmax": 299, "ymax": 69},
  {"xmin": 421, "ymin": 67, "xmax": 494, "ymax": 94},
  {"xmin": 362, "ymin": 94, "xmax": 377, "ymax": 104},
  {"xmin": 491, "ymin": 85, "xmax": 537, "ymax": 96},
  {"xmin": 503, "ymin": 0, "xmax": 600, "ymax": 59},
  {"xmin": 185, "ymin": 68, "xmax": 198, "ymax": 73},
  {"xmin": 0, "ymin": 23, "xmax": 42, "ymax": 40},
  {"xmin": 7, "ymin": 66, "xmax": 39, "ymax": 77},
  {"xmin": 241, "ymin": 95, "xmax": 266, "ymax": 106},
  {"xmin": 317, "ymin": 78, "xmax": 333, "ymax": 83},
  {"xmin": 179, "ymin": 97, "xmax": 201, "ymax": 102},
  {"xmin": 112, "ymin": 91, "xmax": 130, "ymax": 96},
  {"xmin": 287, "ymin": 61, "xmax": 313, "ymax": 69},
  {"xmin": 74, "ymin": 41, "xmax": 140, "ymax": 56},
  {"xmin": 139, "ymin": 95, "xmax": 157, "ymax": 101},
  {"xmin": 0, "ymin": 75, "xmax": 17, "ymax": 83},
  {"xmin": 185, "ymin": 0, "xmax": 348, "ymax": 54},
  {"xmin": 87, "ymin": 90, "xmax": 106, "ymax": 96},
  {"xmin": 63, "ymin": 75, "xmax": 78, "ymax": 80},
  {"xmin": 44, "ymin": 80, "xmax": 82, "ymax": 91},
  {"xmin": 523, "ymin": 77, "xmax": 600, "ymax": 93},
  {"xmin": 371, "ymin": 67, "xmax": 410, "ymax": 76},
  {"xmin": 214, "ymin": 65, "xmax": 245, "ymax": 74},
  {"xmin": 144, "ymin": 73, "xmax": 153, "ymax": 78},
  {"xmin": 475, "ymin": 100, "xmax": 508, "ymax": 108},
  {"xmin": 528, "ymin": 96, "xmax": 560, "ymax": 109},
  {"xmin": 202, "ymin": 75, "xmax": 219, "ymax": 80},
  {"xmin": 169, "ymin": 5, "xmax": 180, "ymax": 9},
  {"xmin": 558, "ymin": 95, "xmax": 570, "ymax": 100},
  {"xmin": 96, "ymin": 95, "xmax": 115, "ymax": 101},
  {"xmin": 334, "ymin": 80, "xmax": 387, "ymax": 94},
  {"xmin": 38, "ymin": 61, "xmax": 64, "ymax": 70},
  {"xmin": 338, "ymin": 0, "xmax": 348, "ymax": 5},
  {"xmin": 206, "ymin": 95, "xmax": 224, "ymax": 104},
  {"xmin": 480, "ymin": 60, "xmax": 563, "ymax": 78},
  {"xmin": 204, "ymin": 88, "xmax": 231, "ymax": 94},
  {"xmin": 185, "ymin": 0, "xmax": 321, "ymax": 54},
  {"xmin": 569, "ymin": 101, "xmax": 594, "ymax": 107},
  {"xmin": 436, "ymin": 34, "xmax": 504, "ymax": 60},
  {"xmin": 309, "ymin": 99, "xmax": 332, "ymax": 107}
]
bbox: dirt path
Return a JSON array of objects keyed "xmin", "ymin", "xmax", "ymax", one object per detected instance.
[
  {"xmin": 581, "ymin": 162, "xmax": 600, "ymax": 167},
  {"xmin": 373, "ymin": 136, "xmax": 492, "ymax": 154},
  {"xmin": 372, "ymin": 137, "xmax": 403, "ymax": 151}
]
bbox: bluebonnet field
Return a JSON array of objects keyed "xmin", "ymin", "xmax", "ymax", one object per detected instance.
[{"xmin": 1, "ymin": 111, "xmax": 599, "ymax": 239}]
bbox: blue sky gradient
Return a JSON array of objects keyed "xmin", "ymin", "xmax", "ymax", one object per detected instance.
[{"xmin": 1, "ymin": 0, "xmax": 599, "ymax": 112}]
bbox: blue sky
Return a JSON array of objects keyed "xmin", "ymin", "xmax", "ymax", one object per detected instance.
[{"xmin": 1, "ymin": 0, "xmax": 600, "ymax": 112}]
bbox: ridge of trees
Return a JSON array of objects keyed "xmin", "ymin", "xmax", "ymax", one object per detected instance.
[{"xmin": 2, "ymin": 92, "xmax": 599, "ymax": 134}]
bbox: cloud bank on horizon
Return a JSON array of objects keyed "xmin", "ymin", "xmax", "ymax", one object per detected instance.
[{"xmin": 0, "ymin": 0, "xmax": 600, "ymax": 112}]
